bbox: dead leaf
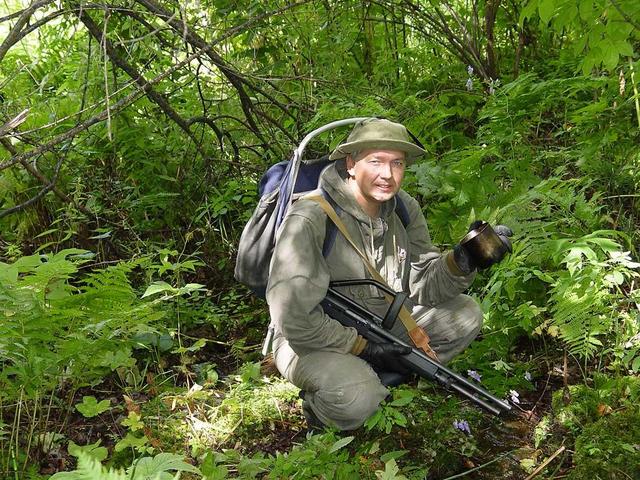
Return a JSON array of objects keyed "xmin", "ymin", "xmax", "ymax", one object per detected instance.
[
  {"xmin": 123, "ymin": 395, "xmax": 140, "ymax": 414},
  {"xmin": 597, "ymin": 403, "xmax": 612, "ymax": 416}
]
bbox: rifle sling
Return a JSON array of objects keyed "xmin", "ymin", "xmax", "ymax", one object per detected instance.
[{"xmin": 306, "ymin": 194, "xmax": 438, "ymax": 360}]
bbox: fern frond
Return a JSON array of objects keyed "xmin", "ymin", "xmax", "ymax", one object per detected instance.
[{"xmin": 50, "ymin": 452, "xmax": 128, "ymax": 479}]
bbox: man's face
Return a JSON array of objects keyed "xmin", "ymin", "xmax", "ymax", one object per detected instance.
[{"xmin": 346, "ymin": 149, "xmax": 406, "ymax": 212}]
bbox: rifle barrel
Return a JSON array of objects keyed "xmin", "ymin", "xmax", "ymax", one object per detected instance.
[{"xmin": 322, "ymin": 285, "xmax": 511, "ymax": 415}]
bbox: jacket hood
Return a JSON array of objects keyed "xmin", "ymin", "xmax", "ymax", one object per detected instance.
[{"xmin": 319, "ymin": 162, "xmax": 396, "ymax": 225}]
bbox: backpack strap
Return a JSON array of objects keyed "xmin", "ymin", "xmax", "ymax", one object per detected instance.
[
  {"xmin": 306, "ymin": 194, "xmax": 438, "ymax": 360},
  {"xmin": 395, "ymin": 196, "xmax": 410, "ymax": 228},
  {"xmin": 321, "ymin": 189, "xmax": 341, "ymax": 257}
]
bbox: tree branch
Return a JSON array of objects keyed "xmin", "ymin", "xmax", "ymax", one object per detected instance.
[
  {"xmin": 0, "ymin": 1, "xmax": 309, "ymax": 173},
  {"xmin": 0, "ymin": 0, "xmax": 55, "ymax": 64},
  {"xmin": 134, "ymin": 0, "xmax": 300, "ymax": 144},
  {"xmin": 76, "ymin": 7, "xmax": 201, "ymax": 144},
  {"xmin": 0, "ymin": 138, "xmax": 67, "ymax": 219},
  {"xmin": 0, "ymin": 138, "xmax": 93, "ymax": 216}
]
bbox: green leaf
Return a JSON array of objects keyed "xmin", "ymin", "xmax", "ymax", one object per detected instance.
[
  {"xmin": 631, "ymin": 355, "xmax": 640, "ymax": 372},
  {"xmin": 172, "ymin": 337, "xmax": 207, "ymax": 354},
  {"xmin": 68, "ymin": 440, "xmax": 108, "ymax": 463},
  {"xmin": 35, "ymin": 228, "xmax": 59, "ymax": 239},
  {"xmin": 200, "ymin": 452, "xmax": 229, "ymax": 480},
  {"xmin": 620, "ymin": 443, "xmax": 637, "ymax": 453},
  {"xmin": 114, "ymin": 433, "xmax": 149, "ymax": 453},
  {"xmin": 328, "ymin": 435, "xmax": 354, "ymax": 454},
  {"xmin": 121, "ymin": 412, "xmax": 144, "ymax": 432},
  {"xmin": 389, "ymin": 390, "xmax": 415, "ymax": 407},
  {"xmin": 141, "ymin": 281, "xmax": 175, "ymax": 298},
  {"xmin": 239, "ymin": 362, "xmax": 261, "ymax": 383},
  {"xmin": 100, "ymin": 348, "xmax": 135, "ymax": 370},
  {"xmin": 380, "ymin": 450, "xmax": 408, "ymax": 462},
  {"xmin": 602, "ymin": 42, "xmax": 620, "ymax": 71},
  {"xmin": 177, "ymin": 283, "xmax": 206, "ymax": 295},
  {"xmin": 202, "ymin": 463, "xmax": 228, "ymax": 480},
  {"xmin": 89, "ymin": 230, "xmax": 112, "ymax": 240},
  {"xmin": 50, "ymin": 452, "xmax": 128, "ymax": 479},
  {"xmin": 519, "ymin": 0, "xmax": 539, "ymax": 24},
  {"xmin": 376, "ymin": 458, "xmax": 408, "ymax": 480},
  {"xmin": 127, "ymin": 453, "xmax": 201, "ymax": 480},
  {"xmin": 76, "ymin": 396, "xmax": 111, "ymax": 418},
  {"xmin": 538, "ymin": 0, "xmax": 556, "ymax": 24},
  {"xmin": 604, "ymin": 271, "xmax": 624, "ymax": 285},
  {"xmin": 612, "ymin": 40, "xmax": 634, "ymax": 58}
]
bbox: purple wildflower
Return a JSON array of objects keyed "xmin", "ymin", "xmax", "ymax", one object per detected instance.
[
  {"xmin": 467, "ymin": 65, "xmax": 474, "ymax": 76},
  {"xmin": 467, "ymin": 370, "xmax": 482, "ymax": 382},
  {"xmin": 465, "ymin": 78, "xmax": 473, "ymax": 91},
  {"xmin": 524, "ymin": 371, "xmax": 532, "ymax": 382},
  {"xmin": 509, "ymin": 390, "xmax": 520, "ymax": 404},
  {"xmin": 453, "ymin": 420, "xmax": 471, "ymax": 435}
]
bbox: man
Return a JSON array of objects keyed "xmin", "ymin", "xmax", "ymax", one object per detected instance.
[{"xmin": 266, "ymin": 118, "xmax": 510, "ymax": 430}]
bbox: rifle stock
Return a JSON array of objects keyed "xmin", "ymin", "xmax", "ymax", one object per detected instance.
[{"xmin": 321, "ymin": 279, "xmax": 512, "ymax": 416}]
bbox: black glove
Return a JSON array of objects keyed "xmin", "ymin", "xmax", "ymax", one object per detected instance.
[
  {"xmin": 453, "ymin": 243, "xmax": 475, "ymax": 274},
  {"xmin": 493, "ymin": 224, "xmax": 513, "ymax": 253},
  {"xmin": 359, "ymin": 341, "xmax": 412, "ymax": 374}
]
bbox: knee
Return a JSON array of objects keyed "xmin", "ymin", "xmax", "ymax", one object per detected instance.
[
  {"xmin": 458, "ymin": 294, "xmax": 483, "ymax": 337},
  {"xmin": 311, "ymin": 375, "xmax": 388, "ymax": 430}
]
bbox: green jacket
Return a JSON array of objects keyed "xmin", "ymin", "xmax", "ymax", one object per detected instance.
[{"xmin": 266, "ymin": 163, "xmax": 475, "ymax": 357}]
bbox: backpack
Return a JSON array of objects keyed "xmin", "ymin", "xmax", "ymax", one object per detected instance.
[{"xmin": 234, "ymin": 118, "xmax": 411, "ymax": 298}]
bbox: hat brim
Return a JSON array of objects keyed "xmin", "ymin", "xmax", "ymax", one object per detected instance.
[{"xmin": 329, "ymin": 139, "xmax": 425, "ymax": 161}]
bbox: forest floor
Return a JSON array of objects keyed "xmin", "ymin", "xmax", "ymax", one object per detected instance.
[{"xmin": 35, "ymin": 330, "xmax": 611, "ymax": 480}]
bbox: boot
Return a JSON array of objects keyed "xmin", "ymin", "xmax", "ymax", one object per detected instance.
[{"xmin": 300, "ymin": 394, "xmax": 325, "ymax": 431}]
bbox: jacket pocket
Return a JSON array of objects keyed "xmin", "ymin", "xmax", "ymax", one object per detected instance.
[{"xmin": 349, "ymin": 285, "xmax": 389, "ymax": 325}]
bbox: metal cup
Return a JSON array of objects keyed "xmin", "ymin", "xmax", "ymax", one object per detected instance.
[{"xmin": 460, "ymin": 221, "xmax": 508, "ymax": 269}]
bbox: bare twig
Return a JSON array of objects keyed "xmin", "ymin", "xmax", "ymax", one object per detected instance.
[
  {"xmin": 0, "ymin": 142, "xmax": 67, "ymax": 219},
  {"xmin": 0, "ymin": 1, "xmax": 309, "ymax": 172},
  {"xmin": 441, "ymin": 450, "xmax": 516, "ymax": 479},
  {"xmin": 0, "ymin": 109, "xmax": 29, "ymax": 138},
  {"xmin": 523, "ymin": 446, "xmax": 566, "ymax": 480},
  {"xmin": 526, "ymin": 369, "xmax": 552, "ymax": 420},
  {"xmin": 134, "ymin": 0, "xmax": 301, "ymax": 143},
  {"xmin": 630, "ymin": 58, "xmax": 640, "ymax": 129},
  {"xmin": 77, "ymin": 8, "xmax": 225, "ymax": 163},
  {"xmin": 0, "ymin": 0, "xmax": 55, "ymax": 64},
  {"xmin": 0, "ymin": 138, "xmax": 93, "ymax": 216}
]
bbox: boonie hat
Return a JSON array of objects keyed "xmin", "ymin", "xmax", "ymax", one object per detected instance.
[{"xmin": 329, "ymin": 118, "xmax": 426, "ymax": 161}]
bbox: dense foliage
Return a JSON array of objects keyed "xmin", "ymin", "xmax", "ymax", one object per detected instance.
[{"xmin": 1, "ymin": 0, "xmax": 639, "ymax": 478}]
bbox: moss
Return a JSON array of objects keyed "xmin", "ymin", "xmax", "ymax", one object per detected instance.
[
  {"xmin": 568, "ymin": 408, "xmax": 640, "ymax": 480},
  {"xmin": 551, "ymin": 374, "xmax": 640, "ymax": 433},
  {"xmin": 141, "ymin": 374, "xmax": 301, "ymax": 458}
]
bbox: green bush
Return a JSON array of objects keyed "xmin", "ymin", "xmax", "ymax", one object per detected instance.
[{"xmin": 569, "ymin": 409, "xmax": 640, "ymax": 480}]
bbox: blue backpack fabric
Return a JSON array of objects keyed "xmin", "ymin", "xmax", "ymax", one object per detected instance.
[{"xmin": 235, "ymin": 154, "xmax": 410, "ymax": 298}]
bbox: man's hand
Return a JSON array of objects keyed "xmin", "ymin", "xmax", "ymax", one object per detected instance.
[
  {"xmin": 493, "ymin": 224, "xmax": 513, "ymax": 253},
  {"xmin": 359, "ymin": 340, "xmax": 411, "ymax": 374},
  {"xmin": 453, "ymin": 243, "xmax": 475, "ymax": 274}
]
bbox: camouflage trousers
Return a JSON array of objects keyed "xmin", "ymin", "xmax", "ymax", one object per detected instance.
[{"xmin": 272, "ymin": 294, "xmax": 483, "ymax": 431}]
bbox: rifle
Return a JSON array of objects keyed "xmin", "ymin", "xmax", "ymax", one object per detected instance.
[{"xmin": 320, "ymin": 279, "xmax": 512, "ymax": 416}]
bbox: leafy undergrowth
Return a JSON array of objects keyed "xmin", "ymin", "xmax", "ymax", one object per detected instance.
[
  {"xmin": 31, "ymin": 341, "xmax": 640, "ymax": 480},
  {"xmin": 2, "ymin": 251, "xmax": 639, "ymax": 479}
]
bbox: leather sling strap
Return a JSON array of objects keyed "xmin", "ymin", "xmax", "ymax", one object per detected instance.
[{"xmin": 306, "ymin": 194, "xmax": 438, "ymax": 360}]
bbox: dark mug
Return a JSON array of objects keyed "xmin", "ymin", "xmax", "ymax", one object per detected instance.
[{"xmin": 460, "ymin": 221, "xmax": 508, "ymax": 269}]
